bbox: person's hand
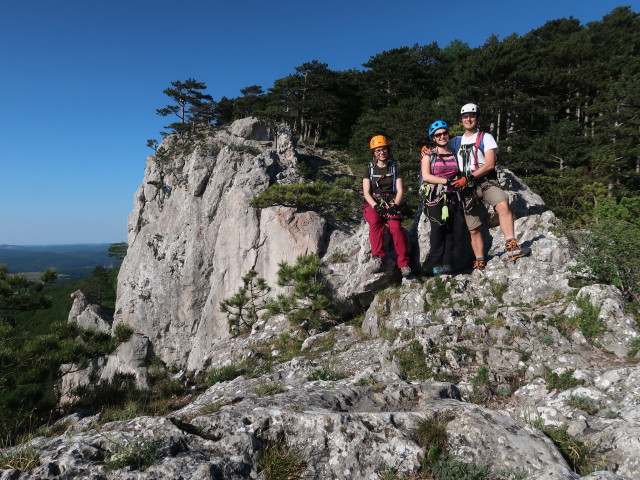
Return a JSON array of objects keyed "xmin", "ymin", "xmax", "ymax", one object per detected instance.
[
  {"xmin": 453, "ymin": 174, "xmax": 474, "ymax": 189},
  {"xmin": 374, "ymin": 204, "xmax": 386, "ymax": 216},
  {"xmin": 420, "ymin": 145, "xmax": 430, "ymax": 157},
  {"xmin": 386, "ymin": 205, "xmax": 400, "ymax": 216},
  {"xmin": 452, "ymin": 176, "xmax": 468, "ymax": 189}
]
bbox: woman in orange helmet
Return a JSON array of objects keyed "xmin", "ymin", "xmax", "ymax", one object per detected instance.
[{"xmin": 362, "ymin": 135, "xmax": 412, "ymax": 277}]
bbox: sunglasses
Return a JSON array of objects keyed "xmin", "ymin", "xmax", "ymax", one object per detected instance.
[{"xmin": 433, "ymin": 131, "xmax": 449, "ymax": 139}]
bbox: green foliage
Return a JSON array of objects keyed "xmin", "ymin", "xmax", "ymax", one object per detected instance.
[
  {"xmin": 258, "ymin": 435, "xmax": 306, "ymax": 480},
  {"xmin": 547, "ymin": 294, "xmax": 606, "ymax": 342},
  {"xmin": 266, "ymin": 254, "xmax": 337, "ymax": 331},
  {"xmin": 393, "ymin": 340, "xmax": 432, "ymax": 381},
  {"xmin": 105, "ymin": 436, "xmax": 163, "ymax": 471},
  {"xmin": 0, "ymin": 318, "xmax": 127, "ymax": 443},
  {"xmin": 534, "ymin": 423, "xmax": 601, "ymax": 475},
  {"xmin": 628, "ymin": 337, "xmax": 640, "ymax": 357},
  {"xmin": 113, "ymin": 323, "xmax": 134, "ymax": 343},
  {"xmin": 83, "ymin": 266, "xmax": 116, "ymax": 308},
  {"xmin": 574, "ymin": 197, "xmax": 640, "ymax": 302},
  {"xmin": 250, "ymin": 180, "xmax": 359, "ymax": 221},
  {"xmin": 205, "ymin": 365, "xmax": 245, "ymax": 386},
  {"xmin": 0, "ymin": 443, "xmax": 39, "ymax": 471},
  {"xmin": 220, "ymin": 270, "xmax": 271, "ymax": 336},
  {"xmin": 567, "ymin": 394, "xmax": 599, "ymax": 415},
  {"xmin": 156, "ymin": 78, "xmax": 215, "ymax": 138},
  {"xmin": 307, "ymin": 366, "xmax": 347, "ymax": 382},
  {"xmin": 412, "ymin": 414, "xmax": 490, "ymax": 479},
  {"xmin": 540, "ymin": 367, "xmax": 583, "ymax": 391},
  {"xmin": 107, "ymin": 242, "xmax": 128, "ymax": 261},
  {"xmin": 255, "ymin": 382, "xmax": 285, "ymax": 396}
]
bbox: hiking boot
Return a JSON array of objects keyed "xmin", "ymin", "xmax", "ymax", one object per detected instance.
[
  {"xmin": 400, "ymin": 266, "xmax": 412, "ymax": 278},
  {"xmin": 442, "ymin": 265, "xmax": 453, "ymax": 275},
  {"xmin": 472, "ymin": 259, "xmax": 486, "ymax": 270},
  {"xmin": 371, "ymin": 256, "xmax": 384, "ymax": 273},
  {"xmin": 432, "ymin": 266, "xmax": 444, "ymax": 276},
  {"xmin": 505, "ymin": 238, "xmax": 531, "ymax": 260}
]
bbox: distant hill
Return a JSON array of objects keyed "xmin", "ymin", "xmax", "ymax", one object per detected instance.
[{"xmin": 0, "ymin": 244, "xmax": 119, "ymax": 278}]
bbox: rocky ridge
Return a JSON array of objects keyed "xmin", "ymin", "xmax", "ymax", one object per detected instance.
[{"xmin": 2, "ymin": 118, "xmax": 639, "ymax": 480}]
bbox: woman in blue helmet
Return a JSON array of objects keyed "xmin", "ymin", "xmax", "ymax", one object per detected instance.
[{"xmin": 420, "ymin": 120, "xmax": 460, "ymax": 275}]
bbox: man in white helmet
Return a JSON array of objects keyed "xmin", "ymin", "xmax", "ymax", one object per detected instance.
[{"xmin": 450, "ymin": 103, "xmax": 530, "ymax": 270}]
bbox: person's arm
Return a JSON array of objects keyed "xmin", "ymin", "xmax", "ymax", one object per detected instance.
[
  {"xmin": 363, "ymin": 178, "xmax": 378, "ymax": 207},
  {"xmin": 421, "ymin": 155, "xmax": 447, "ymax": 185},
  {"xmin": 470, "ymin": 148, "xmax": 496, "ymax": 180},
  {"xmin": 394, "ymin": 177, "xmax": 404, "ymax": 206}
]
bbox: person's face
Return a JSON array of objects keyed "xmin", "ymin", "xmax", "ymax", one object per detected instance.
[
  {"xmin": 373, "ymin": 146, "xmax": 389, "ymax": 161},
  {"xmin": 432, "ymin": 129, "xmax": 449, "ymax": 145},
  {"xmin": 461, "ymin": 113, "xmax": 478, "ymax": 131}
]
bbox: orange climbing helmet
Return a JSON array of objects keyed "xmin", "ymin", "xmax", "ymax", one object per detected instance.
[{"xmin": 370, "ymin": 135, "xmax": 390, "ymax": 150}]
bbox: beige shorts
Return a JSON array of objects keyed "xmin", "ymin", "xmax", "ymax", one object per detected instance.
[{"xmin": 463, "ymin": 183, "xmax": 509, "ymax": 230}]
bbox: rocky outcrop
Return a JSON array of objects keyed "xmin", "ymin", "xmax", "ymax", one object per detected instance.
[
  {"xmin": 10, "ymin": 118, "xmax": 639, "ymax": 479},
  {"xmin": 113, "ymin": 118, "xmax": 333, "ymax": 371}
]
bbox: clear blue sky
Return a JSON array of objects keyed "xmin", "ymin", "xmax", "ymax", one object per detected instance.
[{"xmin": 1, "ymin": 0, "xmax": 636, "ymax": 245}]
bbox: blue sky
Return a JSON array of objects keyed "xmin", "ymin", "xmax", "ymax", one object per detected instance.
[{"xmin": 1, "ymin": 0, "xmax": 636, "ymax": 245}]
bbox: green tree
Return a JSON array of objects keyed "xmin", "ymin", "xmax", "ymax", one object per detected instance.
[
  {"xmin": 156, "ymin": 78, "xmax": 216, "ymax": 137},
  {"xmin": 108, "ymin": 242, "xmax": 128, "ymax": 261},
  {"xmin": 84, "ymin": 266, "xmax": 115, "ymax": 306},
  {"xmin": 267, "ymin": 254, "xmax": 337, "ymax": 331},
  {"xmin": 220, "ymin": 270, "xmax": 271, "ymax": 336}
]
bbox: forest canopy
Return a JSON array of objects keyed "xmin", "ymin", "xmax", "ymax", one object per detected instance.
[{"xmin": 152, "ymin": 6, "xmax": 639, "ymax": 225}]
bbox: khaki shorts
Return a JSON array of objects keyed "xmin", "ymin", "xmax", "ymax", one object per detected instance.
[{"xmin": 463, "ymin": 183, "xmax": 509, "ymax": 230}]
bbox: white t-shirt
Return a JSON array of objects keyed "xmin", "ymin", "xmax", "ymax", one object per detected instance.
[{"xmin": 454, "ymin": 131, "xmax": 498, "ymax": 172}]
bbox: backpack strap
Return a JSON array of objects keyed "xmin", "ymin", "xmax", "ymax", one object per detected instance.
[{"xmin": 369, "ymin": 161, "xmax": 396, "ymax": 193}]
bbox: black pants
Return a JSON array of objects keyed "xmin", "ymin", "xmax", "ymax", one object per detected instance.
[{"xmin": 427, "ymin": 199, "xmax": 458, "ymax": 269}]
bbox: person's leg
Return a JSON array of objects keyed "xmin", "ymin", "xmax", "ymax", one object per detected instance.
[
  {"xmin": 469, "ymin": 227, "xmax": 484, "ymax": 259},
  {"xmin": 494, "ymin": 200, "xmax": 514, "ymax": 240},
  {"xmin": 387, "ymin": 219, "xmax": 409, "ymax": 268},
  {"xmin": 427, "ymin": 205, "xmax": 445, "ymax": 270},
  {"xmin": 364, "ymin": 206, "xmax": 385, "ymax": 258},
  {"xmin": 442, "ymin": 202, "xmax": 457, "ymax": 269},
  {"xmin": 463, "ymin": 195, "xmax": 486, "ymax": 268}
]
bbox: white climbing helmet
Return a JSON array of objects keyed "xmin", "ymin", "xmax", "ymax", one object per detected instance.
[{"xmin": 460, "ymin": 103, "xmax": 479, "ymax": 116}]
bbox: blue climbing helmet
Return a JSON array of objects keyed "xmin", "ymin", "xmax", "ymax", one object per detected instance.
[{"xmin": 429, "ymin": 120, "xmax": 449, "ymax": 137}]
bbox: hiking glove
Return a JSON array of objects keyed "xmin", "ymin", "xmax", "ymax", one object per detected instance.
[
  {"xmin": 452, "ymin": 176, "xmax": 468, "ymax": 188},
  {"xmin": 374, "ymin": 204, "xmax": 386, "ymax": 216},
  {"xmin": 386, "ymin": 205, "xmax": 400, "ymax": 216},
  {"xmin": 453, "ymin": 174, "xmax": 474, "ymax": 189}
]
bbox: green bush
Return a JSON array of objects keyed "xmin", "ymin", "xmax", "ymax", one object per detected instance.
[
  {"xmin": 250, "ymin": 180, "xmax": 359, "ymax": 221},
  {"xmin": 258, "ymin": 435, "xmax": 305, "ymax": 480},
  {"xmin": 205, "ymin": 365, "xmax": 245, "ymax": 385},
  {"xmin": 105, "ymin": 436, "xmax": 163, "ymax": 471},
  {"xmin": 575, "ymin": 197, "xmax": 640, "ymax": 302},
  {"xmin": 266, "ymin": 254, "xmax": 338, "ymax": 330}
]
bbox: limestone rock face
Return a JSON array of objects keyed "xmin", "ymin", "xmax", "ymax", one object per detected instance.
[
  {"xmin": 113, "ymin": 119, "xmax": 329, "ymax": 370},
  {"xmin": 24, "ymin": 119, "xmax": 638, "ymax": 480},
  {"xmin": 68, "ymin": 290, "xmax": 112, "ymax": 333}
]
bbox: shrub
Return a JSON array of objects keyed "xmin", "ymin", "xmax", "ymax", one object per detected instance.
[
  {"xmin": 567, "ymin": 394, "xmax": 599, "ymax": 415},
  {"xmin": 205, "ymin": 365, "xmax": 245, "ymax": 386},
  {"xmin": 0, "ymin": 443, "xmax": 39, "ymax": 471},
  {"xmin": 105, "ymin": 436, "xmax": 163, "ymax": 471},
  {"xmin": 258, "ymin": 435, "xmax": 305, "ymax": 480},
  {"xmin": 266, "ymin": 254, "xmax": 337, "ymax": 331},
  {"xmin": 534, "ymin": 424, "xmax": 601, "ymax": 475},
  {"xmin": 574, "ymin": 197, "xmax": 640, "ymax": 302},
  {"xmin": 220, "ymin": 270, "xmax": 271, "ymax": 336},
  {"xmin": 307, "ymin": 366, "xmax": 347, "ymax": 381},
  {"xmin": 250, "ymin": 180, "xmax": 359, "ymax": 221},
  {"xmin": 541, "ymin": 367, "xmax": 583, "ymax": 392},
  {"xmin": 393, "ymin": 340, "xmax": 433, "ymax": 381},
  {"xmin": 255, "ymin": 382, "xmax": 285, "ymax": 396},
  {"xmin": 114, "ymin": 323, "xmax": 134, "ymax": 343}
]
